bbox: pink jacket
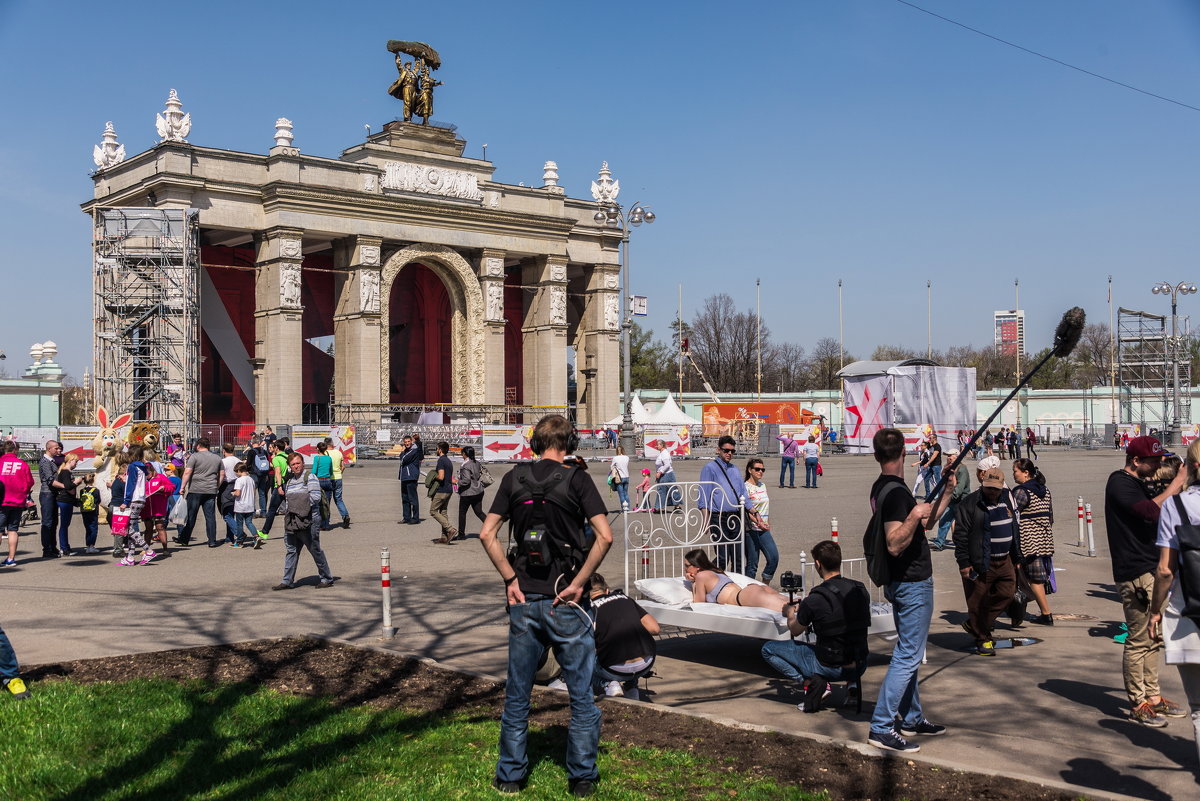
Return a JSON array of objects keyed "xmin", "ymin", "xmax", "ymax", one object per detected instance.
[{"xmin": 0, "ymin": 453, "xmax": 35, "ymax": 507}]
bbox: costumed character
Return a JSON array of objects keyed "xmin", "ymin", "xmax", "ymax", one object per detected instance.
[
  {"xmin": 91, "ymin": 406, "xmax": 132, "ymax": 508},
  {"xmin": 127, "ymin": 422, "xmax": 162, "ymax": 465}
]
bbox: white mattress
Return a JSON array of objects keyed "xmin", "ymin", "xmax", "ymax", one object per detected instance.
[{"xmin": 639, "ymin": 600, "xmax": 897, "ymax": 641}]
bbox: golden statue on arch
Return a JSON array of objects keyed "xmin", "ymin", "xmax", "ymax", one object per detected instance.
[{"xmin": 386, "ymin": 40, "xmax": 442, "ymax": 125}]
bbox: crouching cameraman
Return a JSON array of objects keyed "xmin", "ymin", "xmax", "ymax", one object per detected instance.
[
  {"xmin": 761, "ymin": 540, "xmax": 871, "ymax": 712},
  {"xmin": 479, "ymin": 414, "xmax": 613, "ymax": 797},
  {"xmin": 588, "ymin": 573, "xmax": 659, "ymax": 700}
]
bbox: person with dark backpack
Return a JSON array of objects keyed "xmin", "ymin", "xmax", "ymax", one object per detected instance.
[
  {"xmin": 271, "ymin": 453, "xmax": 334, "ymax": 590},
  {"xmin": 1149, "ymin": 438, "xmax": 1200, "ymax": 760},
  {"xmin": 863, "ymin": 428, "xmax": 955, "ymax": 753},
  {"xmin": 478, "ymin": 414, "xmax": 614, "ymax": 797},
  {"xmin": 761, "ymin": 540, "xmax": 871, "ymax": 713}
]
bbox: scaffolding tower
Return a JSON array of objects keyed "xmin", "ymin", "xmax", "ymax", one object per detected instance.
[
  {"xmin": 1117, "ymin": 306, "xmax": 1191, "ymax": 433},
  {"xmin": 92, "ymin": 208, "xmax": 200, "ymax": 439}
]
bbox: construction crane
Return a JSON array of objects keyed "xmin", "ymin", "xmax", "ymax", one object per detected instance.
[{"xmin": 680, "ymin": 337, "xmax": 721, "ymax": 403}]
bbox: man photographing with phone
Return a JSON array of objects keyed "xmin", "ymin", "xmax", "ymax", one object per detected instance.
[{"xmin": 479, "ymin": 414, "xmax": 613, "ymax": 797}]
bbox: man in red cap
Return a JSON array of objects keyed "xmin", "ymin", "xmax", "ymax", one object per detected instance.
[{"xmin": 1104, "ymin": 435, "xmax": 1187, "ymax": 726}]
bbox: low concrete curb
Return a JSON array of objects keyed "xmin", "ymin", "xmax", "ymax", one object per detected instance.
[{"xmin": 316, "ymin": 634, "xmax": 1146, "ymax": 801}]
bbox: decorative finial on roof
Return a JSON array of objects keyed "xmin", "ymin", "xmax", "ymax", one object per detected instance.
[
  {"xmin": 92, "ymin": 121, "xmax": 126, "ymax": 169},
  {"xmin": 155, "ymin": 89, "xmax": 192, "ymax": 142}
]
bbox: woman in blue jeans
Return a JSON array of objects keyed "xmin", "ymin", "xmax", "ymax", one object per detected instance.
[
  {"xmin": 742, "ymin": 458, "xmax": 779, "ymax": 585},
  {"xmin": 52, "ymin": 454, "xmax": 83, "ymax": 556}
]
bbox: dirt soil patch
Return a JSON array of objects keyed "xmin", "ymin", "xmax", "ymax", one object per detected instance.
[{"xmin": 26, "ymin": 638, "xmax": 1083, "ymax": 801}]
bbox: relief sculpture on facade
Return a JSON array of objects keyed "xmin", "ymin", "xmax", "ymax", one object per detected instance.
[
  {"xmin": 279, "ymin": 263, "xmax": 302, "ymax": 308},
  {"xmin": 383, "ymin": 161, "xmax": 483, "ymax": 201},
  {"xmin": 486, "ymin": 281, "xmax": 504, "ymax": 321},
  {"xmin": 603, "ymin": 293, "xmax": 619, "ymax": 331},
  {"xmin": 360, "ymin": 245, "xmax": 381, "ymax": 266},
  {"xmin": 549, "ymin": 286, "xmax": 567, "ymax": 326},
  {"xmin": 360, "ymin": 271, "xmax": 380, "ymax": 314}
]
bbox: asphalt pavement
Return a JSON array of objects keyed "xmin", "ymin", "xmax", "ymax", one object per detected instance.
[{"xmin": 1, "ymin": 444, "xmax": 1195, "ymax": 800}]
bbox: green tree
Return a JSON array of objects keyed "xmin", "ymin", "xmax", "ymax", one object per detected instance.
[{"xmin": 624, "ymin": 322, "xmax": 673, "ymax": 390}]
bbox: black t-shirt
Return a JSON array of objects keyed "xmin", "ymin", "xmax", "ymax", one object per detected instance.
[
  {"xmin": 591, "ymin": 590, "xmax": 655, "ymax": 667},
  {"xmin": 1104, "ymin": 469, "xmax": 1160, "ymax": 582},
  {"xmin": 54, "ymin": 468, "xmax": 77, "ymax": 505},
  {"xmin": 489, "ymin": 459, "xmax": 607, "ymax": 597},
  {"xmin": 795, "ymin": 575, "xmax": 871, "ymax": 664},
  {"xmin": 435, "ymin": 455, "xmax": 454, "ymax": 494},
  {"xmin": 870, "ymin": 474, "xmax": 930, "ymax": 582},
  {"xmin": 927, "ymin": 442, "xmax": 942, "ymax": 468}
]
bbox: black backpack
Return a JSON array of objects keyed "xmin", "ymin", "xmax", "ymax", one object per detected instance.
[
  {"xmin": 863, "ymin": 482, "xmax": 903, "ymax": 587},
  {"xmin": 507, "ymin": 463, "xmax": 589, "ymax": 573},
  {"xmin": 808, "ymin": 576, "xmax": 872, "ymax": 668},
  {"xmin": 1169, "ymin": 496, "xmax": 1200, "ymax": 623}
]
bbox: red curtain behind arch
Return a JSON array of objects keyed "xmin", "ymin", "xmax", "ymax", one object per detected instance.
[{"xmin": 389, "ymin": 263, "xmax": 452, "ymax": 403}]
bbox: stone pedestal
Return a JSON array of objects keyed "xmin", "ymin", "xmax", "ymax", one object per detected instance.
[
  {"xmin": 253, "ymin": 228, "xmax": 305, "ymax": 424},
  {"xmin": 333, "ymin": 236, "xmax": 384, "ymax": 405},
  {"xmin": 521, "ymin": 256, "xmax": 569, "ymax": 408}
]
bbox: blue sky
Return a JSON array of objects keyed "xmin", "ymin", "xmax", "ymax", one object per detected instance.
[{"xmin": 3, "ymin": 0, "xmax": 1200, "ymax": 379}]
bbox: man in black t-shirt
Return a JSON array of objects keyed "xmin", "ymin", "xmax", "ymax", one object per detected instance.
[
  {"xmin": 923, "ymin": 434, "xmax": 943, "ymax": 499},
  {"xmin": 479, "ymin": 414, "xmax": 613, "ymax": 796},
  {"xmin": 761, "ymin": 540, "xmax": 870, "ymax": 711},
  {"xmin": 866, "ymin": 428, "xmax": 954, "ymax": 754},
  {"xmin": 588, "ymin": 573, "xmax": 658, "ymax": 700},
  {"xmin": 1103, "ymin": 435, "xmax": 1187, "ymax": 727},
  {"xmin": 430, "ymin": 442, "xmax": 457, "ymax": 544}
]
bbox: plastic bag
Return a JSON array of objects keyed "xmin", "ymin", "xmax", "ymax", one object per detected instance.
[
  {"xmin": 168, "ymin": 498, "xmax": 188, "ymax": 527},
  {"xmin": 111, "ymin": 509, "xmax": 131, "ymax": 536}
]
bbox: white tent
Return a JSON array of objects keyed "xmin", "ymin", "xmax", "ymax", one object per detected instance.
[
  {"xmin": 645, "ymin": 395, "xmax": 702, "ymax": 426},
  {"xmin": 604, "ymin": 395, "xmax": 651, "ymax": 426}
]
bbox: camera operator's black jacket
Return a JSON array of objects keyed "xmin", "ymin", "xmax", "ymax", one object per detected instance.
[{"xmin": 952, "ymin": 487, "xmax": 1017, "ymax": 575}]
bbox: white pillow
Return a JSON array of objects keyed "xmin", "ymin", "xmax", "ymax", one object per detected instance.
[{"xmin": 634, "ymin": 577, "xmax": 692, "ymax": 607}]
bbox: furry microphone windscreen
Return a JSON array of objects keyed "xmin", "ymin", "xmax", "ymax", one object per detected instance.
[{"xmin": 1052, "ymin": 307, "xmax": 1086, "ymax": 358}]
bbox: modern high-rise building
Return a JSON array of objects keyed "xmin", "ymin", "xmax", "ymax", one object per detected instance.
[{"xmin": 994, "ymin": 309, "xmax": 1025, "ymax": 355}]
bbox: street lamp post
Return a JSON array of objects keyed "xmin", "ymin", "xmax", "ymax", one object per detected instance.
[
  {"xmin": 1151, "ymin": 280, "xmax": 1197, "ymax": 445},
  {"xmin": 592, "ymin": 165, "xmax": 655, "ymax": 456}
]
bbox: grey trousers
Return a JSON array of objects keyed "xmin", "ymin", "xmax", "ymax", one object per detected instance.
[{"xmin": 282, "ymin": 510, "xmax": 332, "ymax": 585}]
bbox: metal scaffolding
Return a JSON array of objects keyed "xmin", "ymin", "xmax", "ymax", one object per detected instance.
[
  {"xmin": 1117, "ymin": 306, "xmax": 1191, "ymax": 433},
  {"xmin": 92, "ymin": 208, "xmax": 200, "ymax": 439}
]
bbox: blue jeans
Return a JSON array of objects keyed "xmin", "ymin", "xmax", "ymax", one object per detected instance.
[
  {"xmin": 183, "ymin": 492, "xmax": 218, "ymax": 545},
  {"xmin": 82, "ymin": 512, "xmax": 99, "ymax": 547},
  {"xmin": 0, "ymin": 623, "xmax": 19, "ymax": 680},
  {"xmin": 870, "ymin": 577, "xmax": 933, "ymax": 736},
  {"xmin": 256, "ymin": 475, "xmax": 271, "ymax": 514},
  {"xmin": 497, "ymin": 598, "xmax": 600, "ymax": 785},
  {"xmin": 233, "ymin": 512, "xmax": 258, "ymax": 543},
  {"xmin": 222, "ymin": 510, "xmax": 239, "ymax": 543},
  {"xmin": 762, "ymin": 640, "xmax": 854, "ymax": 683},
  {"xmin": 654, "ymin": 470, "xmax": 681, "ymax": 508},
  {"xmin": 39, "ymin": 491, "xmax": 58, "ymax": 554},
  {"xmin": 744, "ymin": 526, "xmax": 779, "ymax": 583},
  {"xmin": 933, "ymin": 499, "xmax": 959, "ymax": 547},
  {"xmin": 615, "ymin": 479, "xmax": 629, "ymax": 507},
  {"xmin": 401, "ymin": 480, "xmax": 419, "ymax": 522},
  {"xmin": 56, "ymin": 501, "xmax": 74, "ymax": 553},
  {"xmin": 923, "ymin": 465, "xmax": 942, "ymax": 499},
  {"xmin": 779, "ymin": 457, "xmax": 795, "ymax": 486},
  {"xmin": 330, "ymin": 478, "xmax": 349, "ymax": 520},
  {"xmin": 804, "ymin": 457, "xmax": 818, "ymax": 487}
]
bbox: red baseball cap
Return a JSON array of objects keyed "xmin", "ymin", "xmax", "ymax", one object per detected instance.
[{"xmin": 1126, "ymin": 436, "xmax": 1165, "ymax": 459}]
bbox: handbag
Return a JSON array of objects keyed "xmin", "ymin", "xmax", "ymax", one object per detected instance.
[
  {"xmin": 815, "ymin": 462, "xmax": 824, "ymax": 477},
  {"xmin": 111, "ymin": 509, "xmax": 131, "ymax": 536},
  {"xmin": 168, "ymin": 497, "xmax": 188, "ymax": 527},
  {"xmin": 480, "ymin": 466, "xmax": 494, "ymax": 487}
]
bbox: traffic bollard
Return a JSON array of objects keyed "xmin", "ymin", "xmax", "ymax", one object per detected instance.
[
  {"xmin": 1085, "ymin": 503, "xmax": 1096, "ymax": 558},
  {"xmin": 1077, "ymin": 497, "xmax": 1085, "ymax": 547},
  {"xmin": 381, "ymin": 547, "xmax": 396, "ymax": 639},
  {"xmin": 831, "ymin": 517, "xmax": 839, "ymax": 543}
]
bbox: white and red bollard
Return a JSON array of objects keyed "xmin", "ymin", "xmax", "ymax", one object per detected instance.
[
  {"xmin": 381, "ymin": 547, "xmax": 396, "ymax": 639},
  {"xmin": 1085, "ymin": 503, "xmax": 1096, "ymax": 557},
  {"xmin": 1077, "ymin": 497, "xmax": 1085, "ymax": 547},
  {"xmin": 831, "ymin": 517, "xmax": 839, "ymax": 544},
  {"xmin": 641, "ymin": 545, "xmax": 651, "ymax": 581}
]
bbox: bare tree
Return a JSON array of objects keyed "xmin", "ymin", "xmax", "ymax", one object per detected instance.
[
  {"xmin": 690, "ymin": 293, "xmax": 774, "ymax": 393},
  {"xmin": 871, "ymin": 345, "xmax": 920, "ymax": 361},
  {"xmin": 807, "ymin": 337, "xmax": 852, "ymax": 390}
]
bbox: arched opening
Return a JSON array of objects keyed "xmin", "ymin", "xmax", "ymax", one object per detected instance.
[{"xmin": 388, "ymin": 262, "xmax": 453, "ymax": 403}]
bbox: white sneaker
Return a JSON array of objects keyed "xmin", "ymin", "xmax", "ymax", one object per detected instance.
[
  {"xmin": 604, "ymin": 681, "xmax": 622, "ymax": 697},
  {"xmin": 546, "ymin": 678, "xmax": 568, "ymax": 691},
  {"xmin": 85, "ymin": 547, "xmax": 100, "ymax": 554}
]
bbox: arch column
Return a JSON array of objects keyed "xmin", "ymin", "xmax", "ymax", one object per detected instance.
[
  {"xmin": 380, "ymin": 244, "xmax": 486, "ymax": 404},
  {"xmin": 577, "ymin": 264, "xmax": 621, "ymax": 428},
  {"xmin": 479, "ymin": 248, "xmax": 508, "ymax": 406},
  {"xmin": 253, "ymin": 227, "xmax": 304, "ymax": 424},
  {"xmin": 522, "ymin": 255, "xmax": 569, "ymax": 408},
  {"xmin": 333, "ymin": 236, "xmax": 383, "ymax": 405}
]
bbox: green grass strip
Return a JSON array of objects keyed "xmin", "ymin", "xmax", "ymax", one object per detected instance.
[{"xmin": 0, "ymin": 679, "xmax": 827, "ymax": 801}]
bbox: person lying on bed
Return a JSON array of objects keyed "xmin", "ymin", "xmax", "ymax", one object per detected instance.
[{"xmin": 683, "ymin": 549, "xmax": 789, "ymax": 613}]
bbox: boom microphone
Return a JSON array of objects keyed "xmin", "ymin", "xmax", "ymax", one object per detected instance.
[
  {"xmin": 1052, "ymin": 307, "xmax": 1086, "ymax": 359},
  {"xmin": 924, "ymin": 306, "xmax": 1089, "ymax": 516}
]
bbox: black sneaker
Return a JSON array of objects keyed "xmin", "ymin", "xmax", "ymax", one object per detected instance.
[
  {"xmin": 899, "ymin": 718, "xmax": 947, "ymax": 736},
  {"xmin": 868, "ymin": 729, "xmax": 920, "ymax": 752},
  {"xmin": 1030, "ymin": 614, "xmax": 1054, "ymax": 626},
  {"xmin": 342, "ymin": 517, "xmax": 351, "ymax": 529},
  {"xmin": 568, "ymin": 778, "xmax": 596, "ymax": 797},
  {"xmin": 492, "ymin": 776, "xmax": 522, "ymax": 794},
  {"xmin": 271, "ymin": 582, "xmax": 294, "ymax": 591},
  {"xmin": 975, "ymin": 640, "xmax": 996, "ymax": 656}
]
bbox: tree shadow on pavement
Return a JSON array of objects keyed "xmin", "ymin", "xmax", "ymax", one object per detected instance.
[{"xmin": 1061, "ymin": 757, "xmax": 1173, "ymax": 801}]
